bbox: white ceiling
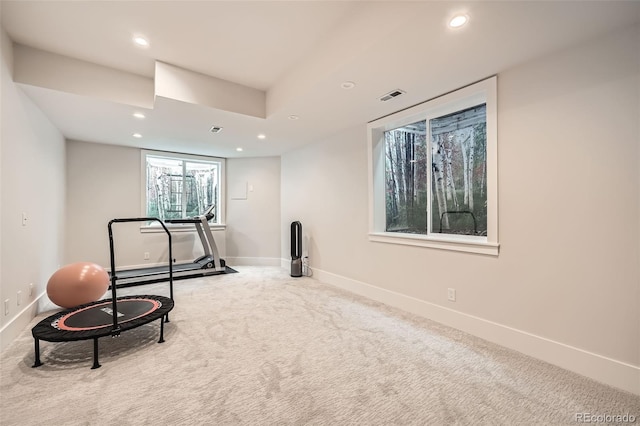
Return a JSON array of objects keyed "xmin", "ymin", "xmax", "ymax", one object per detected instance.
[{"xmin": 2, "ymin": 1, "xmax": 639, "ymax": 158}]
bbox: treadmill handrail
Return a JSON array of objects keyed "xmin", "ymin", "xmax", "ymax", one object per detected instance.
[
  {"xmin": 164, "ymin": 218, "xmax": 204, "ymax": 224},
  {"xmin": 162, "ymin": 210, "xmax": 224, "ymax": 271},
  {"xmin": 164, "ymin": 204, "xmax": 216, "ymax": 224},
  {"xmin": 164, "ymin": 215, "xmax": 211, "ymax": 258},
  {"xmin": 108, "ymin": 217, "xmax": 174, "ymax": 334}
]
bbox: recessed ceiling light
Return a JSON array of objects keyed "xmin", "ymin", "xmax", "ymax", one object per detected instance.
[
  {"xmin": 133, "ymin": 133, "xmax": 142, "ymax": 138},
  {"xmin": 236, "ymin": 147, "xmax": 243, "ymax": 152},
  {"xmin": 288, "ymin": 115, "xmax": 299, "ymax": 120},
  {"xmin": 133, "ymin": 112, "xmax": 145, "ymax": 119},
  {"xmin": 209, "ymin": 126, "xmax": 223, "ymax": 133},
  {"xmin": 257, "ymin": 134, "xmax": 266, "ymax": 140},
  {"xmin": 341, "ymin": 81, "xmax": 356, "ymax": 90},
  {"xmin": 133, "ymin": 36, "xmax": 149, "ymax": 47},
  {"xmin": 449, "ymin": 14, "xmax": 469, "ymax": 28}
]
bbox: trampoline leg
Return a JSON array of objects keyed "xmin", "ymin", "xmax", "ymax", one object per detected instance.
[
  {"xmin": 32, "ymin": 338, "xmax": 43, "ymax": 368},
  {"xmin": 158, "ymin": 318, "xmax": 165, "ymax": 344},
  {"xmin": 91, "ymin": 338, "xmax": 101, "ymax": 369},
  {"xmin": 165, "ymin": 313, "xmax": 170, "ymax": 323}
]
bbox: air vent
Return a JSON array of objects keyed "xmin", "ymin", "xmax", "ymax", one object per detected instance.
[
  {"xmin": 380, "ymin": 89, "xmax": 405, "ymax": 102},
  {"xmin": 209, "ymin": 126, "xmax": 223, "ymax": 133}
]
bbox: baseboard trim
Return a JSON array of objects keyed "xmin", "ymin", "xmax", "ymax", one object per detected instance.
[
  {"xmin": 312, "ymin": 267, "xmax": 640, "ymax": 396},
  {"xmin": 0, "ymin": 292, "xmax": 43, "ymax": 352},
  {"xmin": 227, "ymin": 257, "xmax": 282, "ymax": 267}
]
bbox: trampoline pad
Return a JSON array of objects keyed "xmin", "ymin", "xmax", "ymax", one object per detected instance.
[
  {"xmin": 55, "ymin": 298, "xmax": 161, "ymax": 331},
  {"xmin": 32, "ymin": 295, "xmax": 173, "ymax": 342}
]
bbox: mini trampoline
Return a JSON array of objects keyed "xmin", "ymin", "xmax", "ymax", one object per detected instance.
[
  {"xmin": 31, "ymin": 218, "xmax": 176, "ymax": 369},
  {"xmin": 32, "ymin": 295, "xmax": 173, "ymax": 369}
]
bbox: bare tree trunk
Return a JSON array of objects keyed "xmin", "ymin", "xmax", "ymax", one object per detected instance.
[
  {"xmin": 432, "ymin": 136, "xmax": 449, "ymax": 229},
  {"xmin": 467, "ymin": 128, "xmax": 475, "ymax": 211},
  {"xmin": 394, "ymin": 133, "xmax": 406, "ymax": 216},
  {"xmin": 480, "ymin": 129, "xmax": 486, "ymax": 198},
  {"xmin": 460, "ymin": 132, "xmax": 469, "ymax": 208},
  {"xmin": 444, "ymin": 133, "xmax": 459, "ymax": 210},
  {"xmin": 386, "ymin": 136, "xmax": 399, "ymax": 225},
  {"xmin": 157, "ymin": 172, "xmax": 168, "ymax": 221},
  {"xmin": 195, "ymin": 174, "xmax": 202, "ymax": 213},
  {"xmin": 412, "ymin": 133, "xmax": 418, "ymax": 207},
  {"xmin": 403, "ymin": 132, "xmax": 414, "ymax": 226}
]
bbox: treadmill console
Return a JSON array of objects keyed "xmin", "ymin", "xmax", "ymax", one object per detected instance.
[
  {"xmin": 203, "ymin": 204, "xmax": 216, "ymax": 221},
  {"xmin": 165, "ymin": 205, "xmax": 216, "ymax": 224}
]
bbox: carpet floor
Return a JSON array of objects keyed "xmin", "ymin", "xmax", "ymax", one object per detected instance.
[{"xmin": 0, "ymin": 266, "xmax": 638, "ymax": 425}]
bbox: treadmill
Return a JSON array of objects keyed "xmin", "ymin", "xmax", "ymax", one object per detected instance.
[{"xmin": 110, "ymin": 204, "xmax": 227, "ymax": 287}]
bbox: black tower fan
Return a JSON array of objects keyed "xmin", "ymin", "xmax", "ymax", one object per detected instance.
[{"xmin": 290, "ymin": 221, "xmax": 302, "ymax": 277}]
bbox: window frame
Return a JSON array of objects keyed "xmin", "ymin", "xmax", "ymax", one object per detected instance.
[
  {"xmin": 367, "ymin": 77, "xmax": 498, "ymax": 256},
  {"xmin": 140, "ymin": 150, "xmax": 226, "ymax": 232}
]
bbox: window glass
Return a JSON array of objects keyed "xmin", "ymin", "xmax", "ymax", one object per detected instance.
[
  {"xmin": 145, "ymin": 153, "xmax": 221, "ymax": 223},
  {"xmin": 384, "ymin": 120, "xmax": 428, "ymax": 234},
  {"xmin": 430, "ymin": 104, "xmax": 487, "ymax": 236},
  {"xmin": 367, "ymin": 76, "xmax": 498, "ymax": 255}
]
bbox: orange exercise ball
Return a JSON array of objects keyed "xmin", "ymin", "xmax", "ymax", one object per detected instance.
[{"xmin": 47, "ymin": 262, "xmax": 110, "ymax": 308}]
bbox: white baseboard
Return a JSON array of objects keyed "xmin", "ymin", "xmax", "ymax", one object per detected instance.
[
  {"xmin": 0, "ymin": 292, "xmax": 43, "ymax": 352},
  {"xmin": 226, "ymin": 257, "xmax": 282, "ymax": 267},
  {"xmin": 312, "ymin": 267, "xmax": 640, "ymax": 396}
]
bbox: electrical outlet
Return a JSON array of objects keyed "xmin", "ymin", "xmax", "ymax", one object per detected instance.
[
  {"xmin": 29, "ymin": 283, "xmax": 34, "ymax": 297},
  {"xmin": 4, "ymin": 299, "xmax": 9, "ymax": 316},
  {"xmin": 144, "ymin": 252, "xmax": 150, "ymax": 260},
  {"xmin": 17, "ymin": 291, "xmax": 22, "ymax": 306},
  {"xmin": 447, "ymin": 288, "xmax": 456, "ymax": 302}
]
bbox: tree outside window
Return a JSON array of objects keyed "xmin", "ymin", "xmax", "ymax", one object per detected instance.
[
  {"xmin": 369, "ymin": 77, "xmax": 498, "ymax": 255},
  {"xmin": 145, "ymin": 154, "xmax": 221, "ymax": 223},
  {"xmin": 384, "ymin": 121, "xmax": 428, "ymax": 233},
  {"xmin": 384, "ymin": 105, "xmax": 487, "ymax": 237}
]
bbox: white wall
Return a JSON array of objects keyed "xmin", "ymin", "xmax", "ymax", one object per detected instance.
[
  {"xmin": 281, "ymin": 25, "xmax": 640, "ymax": 394},
  {"xmin": 155, "ymin": 61, "xmax": 265, "ymax": 119},
  {"xmin": 0, "ymin": 27, "xmax": 66, "ymax": 350},
  {"xmin": 65, "ymin": 140, "xmax": 226, "ymax": 268},
  {"xmin": 281, "ymin": 124, "xmax": 370, "ymax": 272},
  {"xmin": 226, "ymin": 157, "xmax": 281, "ymax": 265},
  {"xmin": 65, "ymin": 143, "xmax": 282, "ymax": 270},
  {"xmin": 14, "ymin": 44, "xmax": 153, "ymax": 109}
]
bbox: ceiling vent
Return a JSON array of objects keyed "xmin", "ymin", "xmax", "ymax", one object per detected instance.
[
  {"xmin": 209, "ymin": 125, "xmax": 223, "ymax": 134},
  {"xmin": 380, "ymin": 89, "xmax": 405, "ymax": 102}
]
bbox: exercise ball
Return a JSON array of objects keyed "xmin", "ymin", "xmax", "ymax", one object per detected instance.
[{"xmin": 47, "ymin": 262, "xmax": 109, "ymax": 308}]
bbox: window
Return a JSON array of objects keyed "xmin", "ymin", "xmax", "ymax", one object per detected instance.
[
  {"xmin": 142, "ymin": 150, "xmax": 225, "ymax": 226},
  {"xmin": 368, "ymin": 77, "xmax": 498, "ymax": 255}
]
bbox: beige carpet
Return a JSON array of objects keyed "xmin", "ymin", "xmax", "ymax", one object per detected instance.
[{"xmin": 1, "ymin": 266, "xmax": 638, "ymax": 425}]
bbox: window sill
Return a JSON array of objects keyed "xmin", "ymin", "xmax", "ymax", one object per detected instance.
[
  {"xmin": 140, "ymin": 223, "xmax": 227, "ymax": 233},
  {"xmin": 368, "ymin": 232, "xmax": 499, "ymax": 256}
]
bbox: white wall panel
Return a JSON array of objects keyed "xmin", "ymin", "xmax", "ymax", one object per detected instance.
[
  {"xmin": 226, "ymin": 157, "xmax": 281, "ymax": 264},
  {"xmin": 0, "ymin": 28, "xmax": 66, "ymax": 350},
  {"xmin": 281, "ymin": 24, "xmax": 640, "ymax": 393}
]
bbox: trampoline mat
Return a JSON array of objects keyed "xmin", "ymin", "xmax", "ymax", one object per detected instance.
[
  {"xmin": 32, "ymin": 295, "xmax": 173, "ymax": 343},
  {"xmin": 56, "ymin": 298, "xmax": 161, "ymax": 331}
]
